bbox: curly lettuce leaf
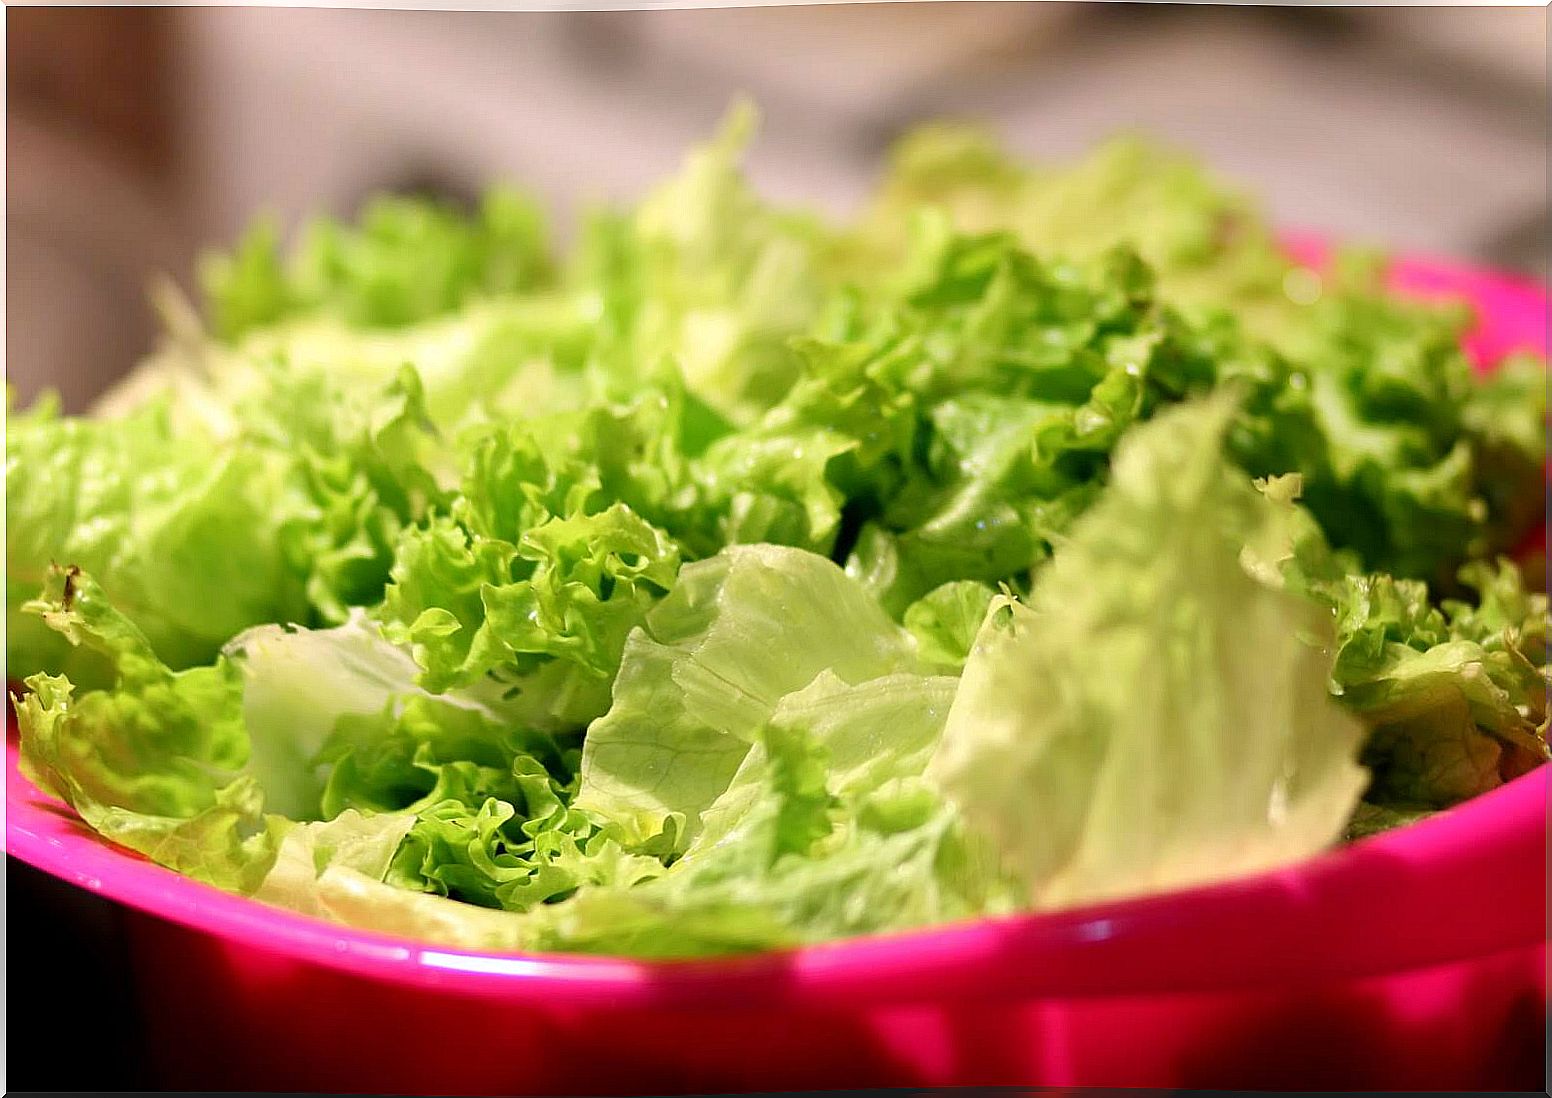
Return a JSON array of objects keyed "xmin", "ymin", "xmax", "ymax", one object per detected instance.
[
  {"xmin": 103, "ymin": 291, "xmax": 594, "ymax": 450},
  {"xmin": 200, "ymin": 188, "xmax": 554, "ymax": 342},
  {"xmin": 8, "ymin": 360, "xmax": 446, "ymax": 685},
  {"xmin": 538, "ymin": 669, "xmax": 999, "ymax": 957},
  {"xmin": 577, "ymin": 102, "xmax": 838, "ymax": 425},
  {"xmin": 249, "ymin": 807, "xmax": 535, "ymax": 950},
  {"xmin": 928, "ymin": 397, "xmax": 1368, "ymax": 910},
  {"xmin": 376, "ymin": 396, "xmax": 686, "ymax": 729},
  {"xmin": 226, "ymin": 610, "xmax": 538, "ymax": 821},
  {"xmin": 1234, "ymin": 474, "xmax": 1547, "ymax": 827},
  {"xmin": 235, "ymin": 611, "xmax": 662, "ymax": 918},
  {"xmin": 857, "ymin": 128, "xmax": 1293, "ymax": 336},
  {"xmin": 575, "ymin": 544, "xmax": 923, "ymax": 851},
  {"xmin": 1326, "ymin": 560, "xmax": 1549, "ymax": 808},
  {"xmin": 6, "ymin": 394, "xmax": 310, "ymax": 684},
  {"xmin": 696, "ymin": 225, "xmax": 1234, "ymax": 612},
  {"xmin": 858, "ymin": 127, "xmax": 1547, "ymax": 586},
  {"xmin": 1267, "ymin": 282, "xmax": 1543, "ymax": 584},
  {"xmin": 16, "ymin": 567, "xmax": 621, "ymax": 921},
  {"xmin": 13, "ymin": 566, "xmax": 282, "ymax": 892},
  {"xmin": 532, "ymin": 781, "xmax": 988, "ymax": 959},
  {"xmin": 249, "ymin": 362, "xmax": 447, "ymax": 623}
]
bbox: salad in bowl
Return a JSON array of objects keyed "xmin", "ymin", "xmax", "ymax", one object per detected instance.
[{"xmin": 8, "ymin": 105, "xmax": 1547, "ymax": 959}]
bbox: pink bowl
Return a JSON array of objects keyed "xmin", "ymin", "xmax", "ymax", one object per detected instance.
[{"xmin": 6, "ymin": 244, "xmax": 1549, "ymax": 1094}]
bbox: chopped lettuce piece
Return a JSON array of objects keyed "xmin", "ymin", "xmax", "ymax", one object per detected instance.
[
  {"xmin": 576, "ymin": 544, "xmax": 922, "ymax": 851},
  {"xmin": 928, "ymin": 398, "xmax": 1369, "ymax": 909},
  {"xmin": 1327, "ymin": 560, "xmax": 1549, "ymax": 808},
  {"xmin": 6, "ymin": 394, "xmax": 308, "ymax": 683},
  {"xmin": 554, "ymin": 648, "xmax": 999, "ymax": 956},
  {"xmin": 7, "ymin": 362, "xmax": 445, "ymax": 683},
  {"xmin": 14, "ymin": 566, "xmax": 282, "ymax": 892}
]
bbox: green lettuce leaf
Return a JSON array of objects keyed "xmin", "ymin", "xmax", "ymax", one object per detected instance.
[
  {"xmin": 226, "ymin": 610, "xmax": 539, "ymax": 821},
  {"xmin": 903, "ymin": 581, "xmax": 999, "ymax": 672},
  {"xmin": 234, "ymin": 612, "xmax": 663, "ymax": 919},
  {"xmin": 1266, "ymin": 282, "xmax": 1540, "ymax": 584},
  {"xmin": 102, "ymin": 290, "xmax": 594, "ymax": 449},
  {"xmin": 14, "ymin": 566, "xmax": 282, "ymax": 892},
  {"xmin": 7, "ymin": 362, "xmax": 447, "ymax": 685},
  {"xmin": 575, "ymin": 543, "xmax": 922, "ymax": 851},
  {"xmin": 928, "ymin": 397, "xmax": 1368, "ymax": 910},
  {"xmin": 1230, "ymin": 472, "xmax": 1547, "ymax": 825},
  {"xmin": 200, "ymin": 188, "xmax": 554, "ymax": 342},
  {"xmin": 254, "ymin": 808, "xmax": 418, "ymax": 912},
  {"xmin": 531, "ymin": 780, "xmax": 988, "ymax": 959},
  {"xmin": 576, "ymin": 101, "xmax": 838, "ymax": 425},
  {"xmin": 539, "ymin": 668, "xmax": 1000, "ymax": 957},
  {"xmin": 16, "ymin": 565, "xmax": 625, "ymax": 923},
  {"xmin": 6, "ymin": 394, "xmax": 310, "ymax": 684},
  {"xmin": 1326, "ymin": 559, "xmax": 1549, "ymax": 808},
  {"xmin": 856, "ymin": 128, "xmax": 1293, "ymax": 336},
  {"xmin": 376, "ymin": 395, "xmax": 686, "ymax": 730},
  {"xmin": 249, "ymin": 807, "xmax": 534, "ymax": 950}
]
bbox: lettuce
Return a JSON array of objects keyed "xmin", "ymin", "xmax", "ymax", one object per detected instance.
[
  {"xmin": 6, "ymin": 362, "xmax": 445, "ymax": 686},
  {"xmin": 929, "ymin": 398, "xmax": 1368, "ymax": 908},
  {"xmin": 857, "ymin": 130, "xmax": 1545, "ymax": 586},
  {"xmin": 13, "ymin": 566, "xmax": 282, "ymax": 892},
  {"xmin": 549, "ymin": 574, "xmax": 999, "ymax": 955},
  {"xmin": 579, "ymin": 101, "xmax": 837, "ymax": 425},
  {"xmin": 1326, "ymin": 560, "xmax": 1549, "ymax": 809},
  {"xmin": 200, "ymin": 188, "xmax": 554, "ymax": 342},
  {"xmin": 1247, "ymin": 476, "xmax": 1549, "ymax": 818},
  {"xmin": 14, "ymin": 566, "xmax": 613, "ymax": 913},
  {"xmin": 575, "ymin": 544, "xmax": 923, "ymax": 851},
  {"xmin": 9, "ymin": 108, "xmax": 1545, "ymax": 956},
  {"xmin": 375, "ymin": 394, "xmax": 686, "ymax": 728},
  {"xmin": 7, "ymin": 394, "xmax": 307, "ymax": 685}
]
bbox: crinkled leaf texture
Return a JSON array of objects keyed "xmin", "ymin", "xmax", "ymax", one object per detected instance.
[
  {"xmin": 7, "ymin": 361, "xmax": 446, "ymax": 686},
  {"xmin": 6, "ymin": 394, "xmax": 308, "ymax": 685},
  {"xmin": 199, "ymin": 187, "xmax": 555, "ymax": 342},
  {"xmin": 1247, "ymin": 477, "xmax": 1550, "ymax": 819},
  {"xmin": 6, "ymin": 108, "xmax": 1545, "ymax": 956},
  {"xmin": 575, "ymin": 543, "xmax": 923, "ymax": 851},
  {"xmin": 929, "ymin": 397, "xmax": 1369, "ymax": 910},
  {"xmin": 1326, "ymin": 560, "xmax": 1549, "ymax": 809},
  {"xmin": 16, "ymin": 568, "xmax": 622, "ymax": 928},
  {"xmin": 376, "ymin": 393, "xmax": 688, "ymax": 731},
  {"xmin": 556, "ymin": 548, "xmax": 1005, "ymax": 955},
  {"xmin": 15, "ymin": 566, "xmax": 283, "ymax": 892},
  {"xmin": 857, "ymin": 128, "xmax": 1546, "ymax": 587}
]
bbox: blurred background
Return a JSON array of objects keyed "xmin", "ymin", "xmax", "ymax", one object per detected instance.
[
  {"xmin": 7, "ymin": 3, "xmax": 1549, "ymax": 413},
  {"xmin": 4, "ymin": 5, "xmax": 1549, "ymax": 1090}
]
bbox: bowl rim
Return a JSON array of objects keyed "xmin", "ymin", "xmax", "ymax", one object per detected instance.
[
  {"xmin": 8, "ymin": 735, "xmax": 1545, "ymax": 1007},
  {"xmin": 6, "ymin": 242, "xmax": 1549, "ymax": 1008}
]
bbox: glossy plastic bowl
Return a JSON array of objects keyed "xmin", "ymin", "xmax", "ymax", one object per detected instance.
[{"xmin": 6, "ymin": 246, "xmax": 1548, "ymax": 1094}]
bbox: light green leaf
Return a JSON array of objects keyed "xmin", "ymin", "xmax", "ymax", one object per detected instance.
[
  {"xmin": 577, "ymin": 544, "xmax": 922, "ymax": 850},
  {"xmin": 14, "ymin": 566, "xmax": 281, "ymax": 892},
  {"xmin": 928, "ymin": 397, "xmax": 1369, "ymax": 910}
]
